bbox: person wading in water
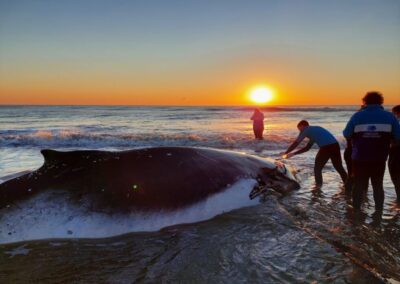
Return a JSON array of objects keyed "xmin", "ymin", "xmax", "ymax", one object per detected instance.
[{"xmin": 250, "ymin": 108, "xmax": 265, "ymax": 140}]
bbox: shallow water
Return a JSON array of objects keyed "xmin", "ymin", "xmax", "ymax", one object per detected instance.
[{"xmin": 0, "ymin": 106, "xmax": 399, "ymax": 283}]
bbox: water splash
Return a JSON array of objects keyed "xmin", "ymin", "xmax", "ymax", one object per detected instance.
[{"xmin": 0, "ymin": 179, "xmax": 259, "ymax": 244}]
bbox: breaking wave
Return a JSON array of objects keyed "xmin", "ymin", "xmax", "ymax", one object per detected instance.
[
  {"xmin": 0, "ymin": 128, "xmax": 298, "ymax": 150},
  {"xmin": 238, "ymin": 106, "xmax": 360, "ymax": 112}
]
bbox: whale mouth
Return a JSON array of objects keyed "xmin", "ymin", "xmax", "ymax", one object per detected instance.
[
  {"xmin": 249, "ymin": 184, "xmax": 268, "ymax": 200},
  {"xmin": 249, "ymin": 165, "xmax": 300, "ymax": 200}
]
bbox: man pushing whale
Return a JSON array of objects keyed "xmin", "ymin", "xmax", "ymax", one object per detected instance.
[{"xmin": 281, "ymin": 120, "xmax": 348, "ymax": 188}]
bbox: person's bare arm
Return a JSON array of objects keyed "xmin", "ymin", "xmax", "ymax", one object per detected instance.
[
  {"xmin": 284, "ymin": 141, "xmax": 299, "ymax": 154},
  {"xmin": 291, "ymin": 141, "xmax": 313, "ymax": 156}
]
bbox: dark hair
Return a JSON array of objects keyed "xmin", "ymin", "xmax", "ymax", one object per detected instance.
[
  {"xmin": 362, "ymin": 91, "xmax": 384, "ymax": 105},
  {"xmin": 393, "ymin": 105, "xmax": 400, "ymax": 114},
  {"xmin": 297, "ymin": 120, "xmax": 309, "ymax": 127}
]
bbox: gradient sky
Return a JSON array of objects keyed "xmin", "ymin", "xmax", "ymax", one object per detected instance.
[{"xmin": 0, "ymin": 0, "xmax": 399, "ymax": 105}]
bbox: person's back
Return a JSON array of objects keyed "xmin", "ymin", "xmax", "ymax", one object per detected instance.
[
  {"xmin": 298, "ymin": 125, "xmax": 337, "ymax": 147},
  {"xmin": 343, "ymin": 91, "xmax": 400, "ymax": 210},
  {"xmin": 343, "ymin": 104, "xmax": 400, "ymax": 161}
]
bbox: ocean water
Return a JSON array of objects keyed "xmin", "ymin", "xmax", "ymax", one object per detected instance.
[{"xmin": 0, "ymin": 106, "xmax": 399, "ymax": 283}]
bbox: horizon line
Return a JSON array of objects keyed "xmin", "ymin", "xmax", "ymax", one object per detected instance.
[{"xmin": 0, "ymin": 103, "xmax": 366, "ymax": 107}]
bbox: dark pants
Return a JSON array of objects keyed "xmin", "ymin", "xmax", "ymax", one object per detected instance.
[
  {"xmin": 389, "ymin": 145, "xmax": 400, "ymax": 202},
  {"xmin": 352, "ymin": 160, "xmax": 386, "ymax": 210},
  {"xmin": 344, "ymin": 146, "xmax": 352, "ymax": 176},
  {"xmin": 343, "ymin": 145, "xmax": 353, "ymax": 191},
  {"xmin": 314, "ymin": 143, "xmax": 348, "ymax": 185}
]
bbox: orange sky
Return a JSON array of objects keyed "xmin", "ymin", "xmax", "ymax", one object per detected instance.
[
  {"xmin": 1, "ymin": 1, "xmax": 399, "ymax": 106},
  {"xmin": 1, "ymin": 71, "xmax": 398, "ymax": 106}
]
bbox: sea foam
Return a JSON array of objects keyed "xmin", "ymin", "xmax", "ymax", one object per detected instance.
[{"xmin": 0, "ymin": 179, "xmax": 259, "ymax": 244}]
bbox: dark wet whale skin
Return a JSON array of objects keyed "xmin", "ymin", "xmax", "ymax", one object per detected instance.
[{"xmin": 0, "ymin": 147, "xmax": 299, "ymax": 211}]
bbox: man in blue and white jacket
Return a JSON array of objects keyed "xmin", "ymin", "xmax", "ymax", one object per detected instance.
[{"xmin": 343, "ymin": 92, "xmax": 400, "ymax": 210}]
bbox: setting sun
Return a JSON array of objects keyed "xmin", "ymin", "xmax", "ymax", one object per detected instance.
[{"xmin": 249, "ymin": 86, "xmax": 274, "ymax": 104}]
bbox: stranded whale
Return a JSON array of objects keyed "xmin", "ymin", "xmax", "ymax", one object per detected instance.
[{"xmin": 0, "ymin": 147, "xmax": 299, "ymax": 211}]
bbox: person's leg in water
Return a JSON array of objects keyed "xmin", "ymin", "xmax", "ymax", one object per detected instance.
[
  {"xmin": 253, "ymin": 120, "xmax": 264, "ymax": 140},
  {"xmin": 314, "ymin": 146, "xmax": 330, "ymax": 186},
  {"xmin": 388, "ymin": 146, "xmax": 400, "ymax": 203},
  {"xmin": 352, "ymin": 160, "xmax": 370, "ymax": 210},
  {"xmin": 330, "ymin": 143, "xmax": 348, "ymax": 184},
  {"xmin": 344, "ymin": 142, "xmax": 353, "ymax": 192},
  {"xmin": 344, "ymin": 146, "xmax": 352, "ymax": 176},
  {"xmin": 370, "ymin": 161, "xmax": 386, "ymax": 210},
  {"xmin": 253, "ymin": 126, "xmax": 264, "ymax": 140}
]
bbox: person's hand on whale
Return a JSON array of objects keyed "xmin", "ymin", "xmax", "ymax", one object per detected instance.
[
  {"xmin": 278, "ymin": 151, "xmax": 288, "ymax": 158},
  {"xmin": 281, "ymin": 153, "xmax": 294, "ymax": 159}
]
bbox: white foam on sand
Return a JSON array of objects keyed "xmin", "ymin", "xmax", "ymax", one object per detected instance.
[{"xmin": 0, "ymin": 179, "xmax": 259, "ymax": 244}]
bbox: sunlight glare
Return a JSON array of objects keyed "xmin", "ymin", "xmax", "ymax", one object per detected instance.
[{"xmin": 249, "ymin": 86, "xmax": 274, "ymax": 104}]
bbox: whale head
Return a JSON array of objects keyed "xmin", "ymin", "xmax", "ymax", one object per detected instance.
[{"xmin": 250, "ymin": 163, "xmax": 300, "ymax": 200}]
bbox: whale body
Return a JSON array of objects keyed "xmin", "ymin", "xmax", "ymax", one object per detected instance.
[{"xmin": 0, "ymin": 147, "xmax": 299, "ymax": 211}]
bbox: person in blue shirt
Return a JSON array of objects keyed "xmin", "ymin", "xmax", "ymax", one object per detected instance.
[
  {"xmin": 343, "ymin": 92, "xmax": 400, "ymax": 210},
  {"xmin": 389, "ymin": 105, "xmax": 400, "ymax": 203},
  {"xmin": 282, "ymin": 120, "xmax": 348, "ymax": 187}
]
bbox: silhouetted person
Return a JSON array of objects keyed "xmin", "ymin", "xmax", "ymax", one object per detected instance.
[
  {"xmin": 282, "ymin": 120, "xmax": 347, "ymax": 187},
  {"xmin": 343, "ymin": 92, "xmax": 400, "ymax": 210},
  {"xmin": 389, "ymin": 105, "xmax": 400, "ymax": 203},
  {"xmin": 251, "ymin": 108, "xmax": 264, "ymax": 140}
]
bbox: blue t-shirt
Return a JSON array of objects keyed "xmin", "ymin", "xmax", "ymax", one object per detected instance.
[{"xmin": 295, "ymin": 126, "xmax": 338, "ymax": 147}]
